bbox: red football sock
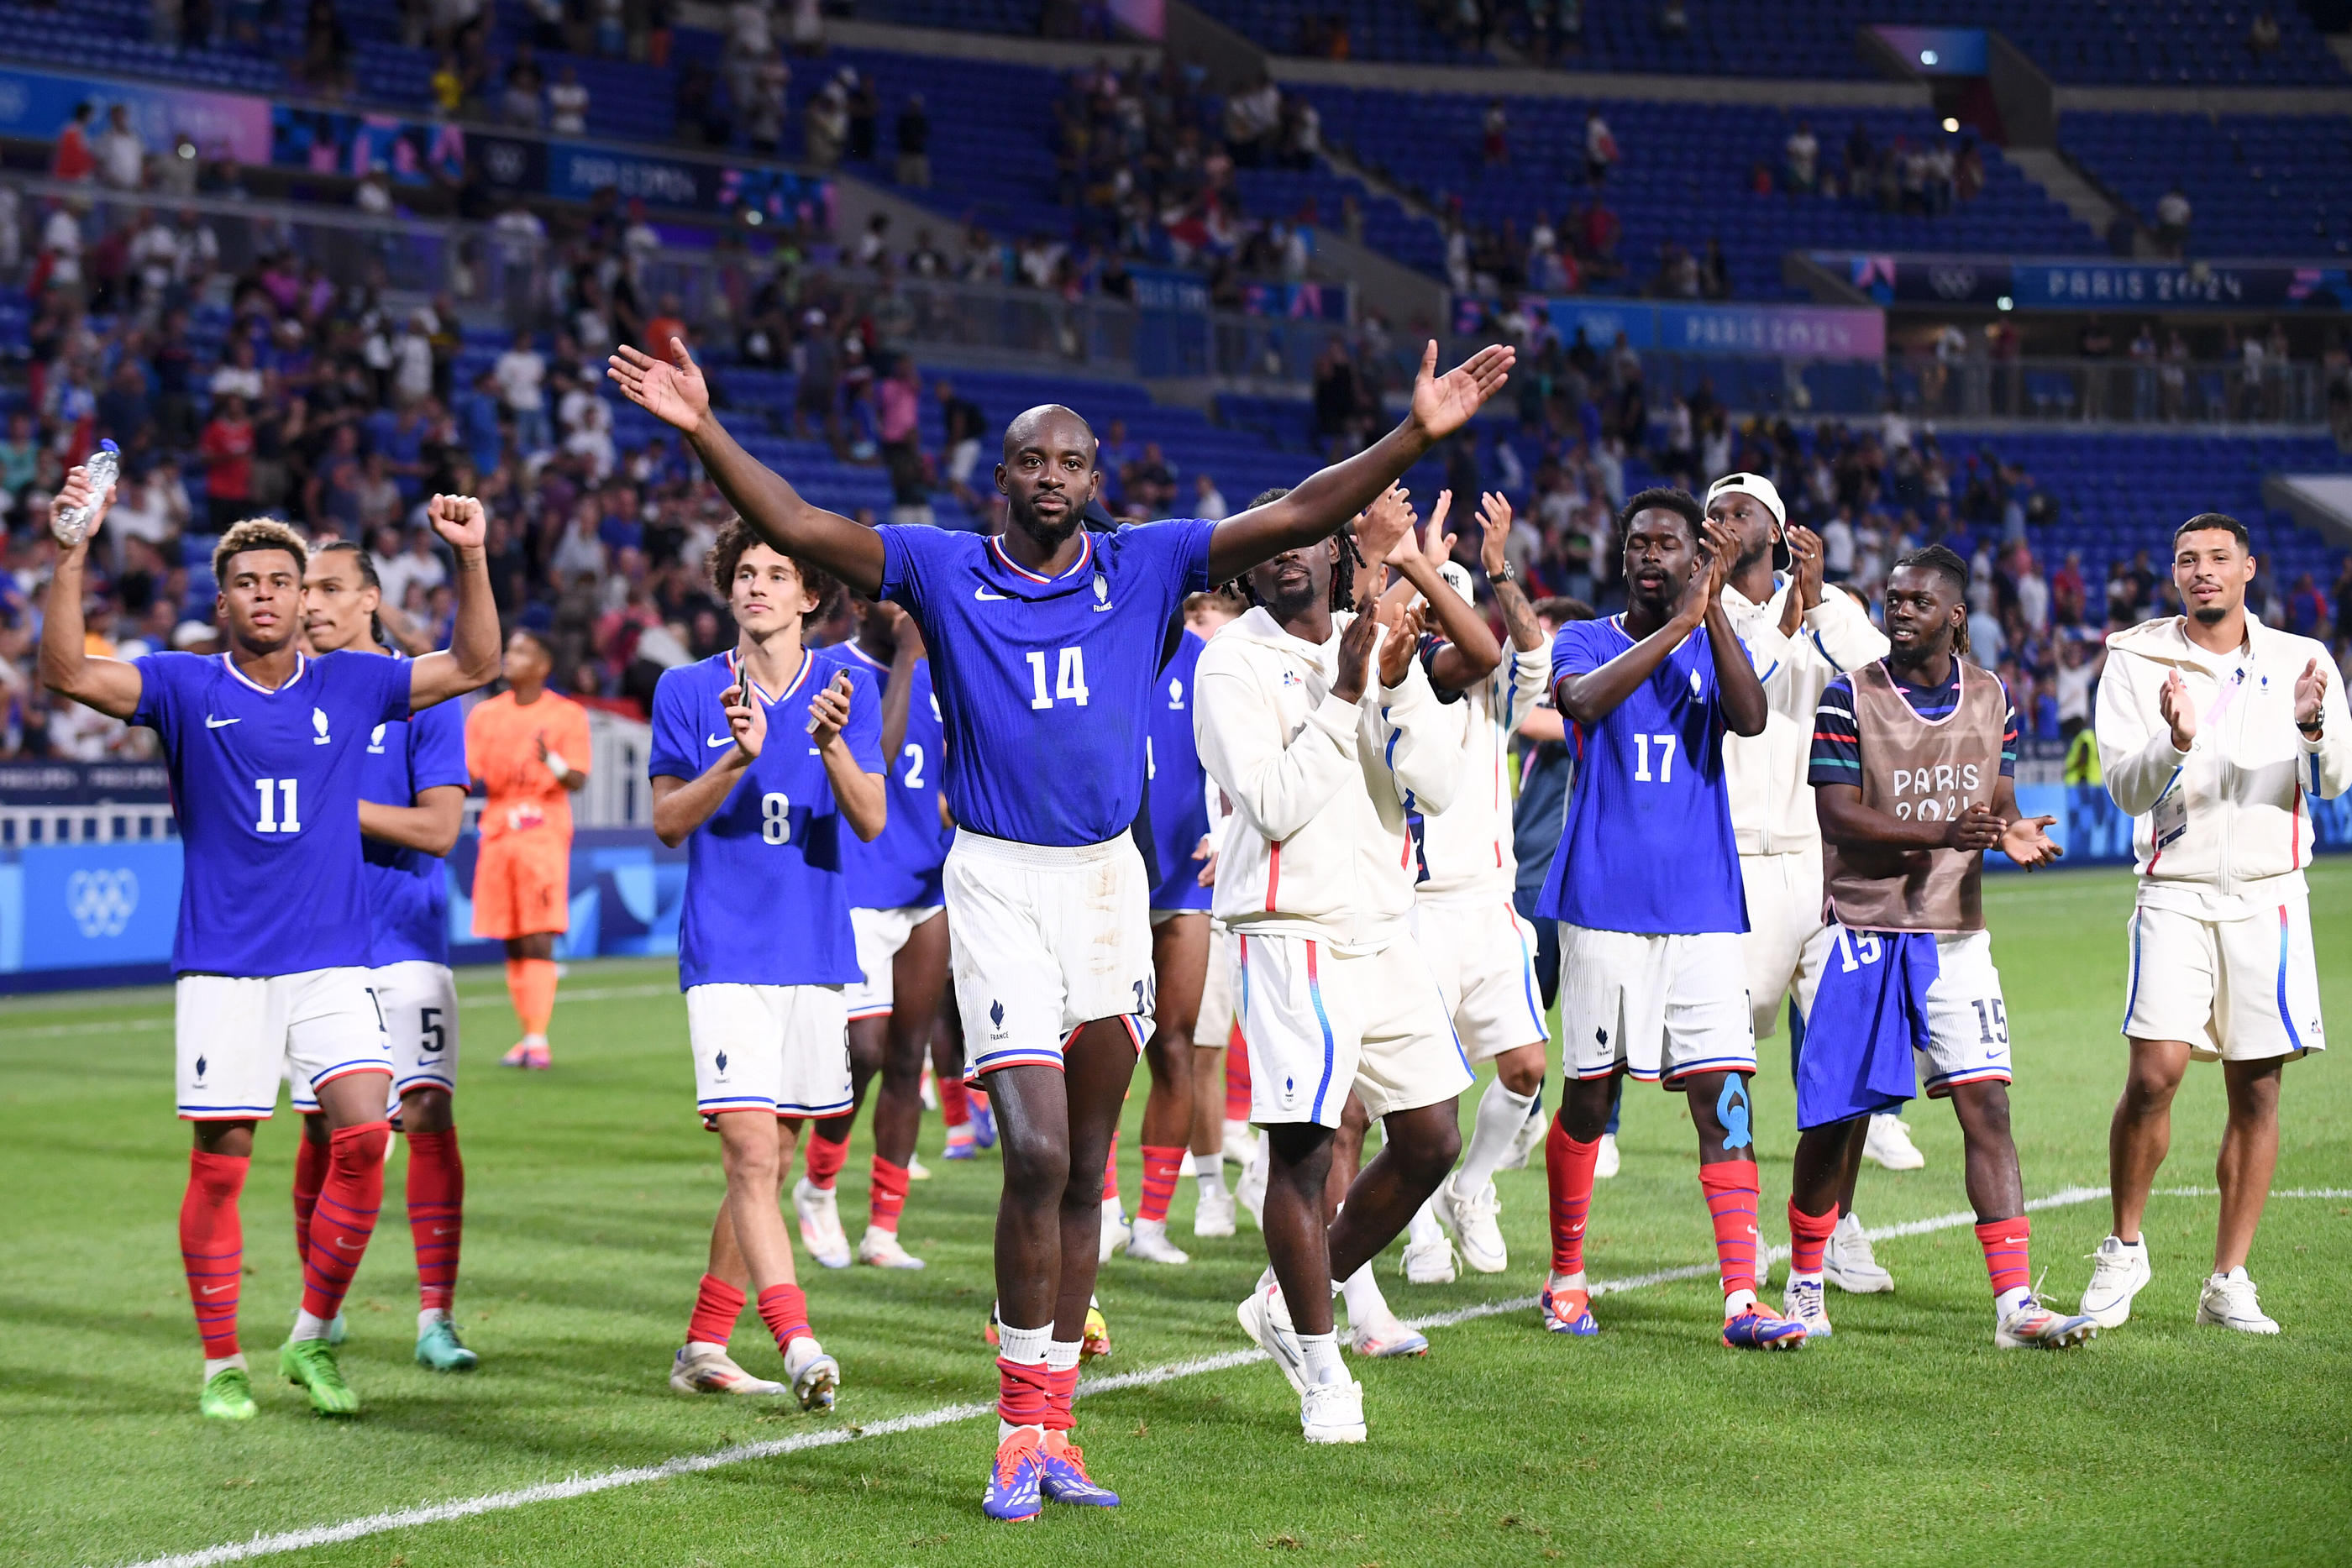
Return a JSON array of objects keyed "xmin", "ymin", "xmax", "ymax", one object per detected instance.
[
  {"xmin": 1100, "ymin": 1131, "xmax": 1121, "ymax": 1205},
  {"xmin": 756, "ymin": 1282, "xmax": 811, "ymax": 1352},
  {"xmin": 937, "ymin": 1073, "xmax": 970, "ymax": 1130},
  {"xmin": 996, "ymin": 1357, "xmax": 1051, "ymax": 1429},
  {"xmin": 301, "ymin": 1120, "xmax": 390, "ymax": 1322},
  {"xmin": 1138, "ymin": 1145, "xmax": 1184, "ymax": 1225},
  {"xmin": 405, "ymin": 1128, "xmax": 464, "ymax": 1313},
  {"xmin": 1788, "ymin": 1198, "xmax": 1840, "ymax": 1277},
  {"xmin": 869, "ymin": 1156, "xmax": 911, "ymax": 1233},
  {"xmin": 1043, "ymin": 1365, "xmax": 1081, "ymax": 1432},
  {"xmin": 1224, "ymin": 1023, "xmax": 1251, "ymax": 1120},
  {"xmin": 181, "ymin": 1150, "xmax": 249, "ymax": 1359},
  {"xmin": 687, "ymin": 1273, "xmax": 745, "ymax": 1346},
  {"xmin": 805, "ymin": 1132, "xmax": 848, "ymax": 1191},
  {"xmin": 1699, "ymin": 1159, "xmax": 1763, "ymax": 1300},
  {"xmin": 1976, "ymin": 1215, "xmax": 2033, "ymax": 1298},
  {"xmin": 291, "ymin": 1131, "xmax": 327, "ymax": 1270},
  {"xmin": 1545, "ymin": 1113, "xmax": 1599, "ymax": 1276}
]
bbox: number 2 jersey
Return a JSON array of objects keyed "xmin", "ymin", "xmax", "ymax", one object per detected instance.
[
  {"xmin": 876, "ymin": 520, "xmax": 1216, "ymax": 847},
  {"xmin": 837, "ymin": 641, "xmax": 952, "ymax": 910},
  {"xmin": 1534, "ymin": 615, "xmax": 1748, "ymax": 936},
  {"xmin": 132, "ymin": 649, "xmax": 413, "ymax": 976},
  {"xmin": 648, "ymin": 646, "xmax": 883, "ymax": 989},
  {"xmin": 360, "ymin": 658, "xmax": 468, "ymax": 968}
]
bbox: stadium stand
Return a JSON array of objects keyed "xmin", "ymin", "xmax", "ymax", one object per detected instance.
[{"xmin": 2062, "ymin": 112, "xmax": 2352, "ymax": 258}]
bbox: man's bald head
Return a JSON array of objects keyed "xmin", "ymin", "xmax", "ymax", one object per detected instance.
[{"xmin": 1001, "ymin": 403, "xmax": 1098, "ymax": 467}]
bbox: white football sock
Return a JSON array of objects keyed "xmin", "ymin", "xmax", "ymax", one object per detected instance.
[
  {"xmin": 1457, "ymin": 1077, "xmax": 1539, "ymax": 1193},
  {"xmin": 1405, "ymin": 1198, "xmax": 1445, "ymax": 1251},
  {"xmin": 1297, "ymin": 1330, "xmax": 1346, "ymax": 1387},
  {"xmin": 1336, "ymin": 1261, "xmax": 1390, "ymax": 1329},
  {"xmin": 1195, "ymin": 1163, "xmax": 1228, "ymax": 1200},
  {"xmin": 1996, "ymin": 1285, "xmax": 2033, "ymax": 1319},
  {"xmin": 291, "ymin": 1310, "xmax": 333, "ymax": 1342},
  {"xmin": 202, "ymin": 1353, "xmax": 248, "ymax": 1382}
]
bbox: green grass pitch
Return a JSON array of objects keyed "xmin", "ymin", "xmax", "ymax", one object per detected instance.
[{"xmin": 3, "ymin": 863, "xmax": 2348, "ymax": 1568}]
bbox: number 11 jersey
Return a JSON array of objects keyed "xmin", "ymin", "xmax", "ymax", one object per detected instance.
[
  {"xmin": 1534, "ymin": 615, "xmax": 1749, "ymax": 936},
  {"xmin": 648, "ymin": 647, "xmax": 883, "ymax": 989}
]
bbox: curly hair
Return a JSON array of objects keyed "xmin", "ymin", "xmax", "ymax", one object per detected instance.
[
  {"xmin": 212, "ymin": 517, "xmax": 307, "ymax": 585},
  {"xmin": 1227, "ymin": 485, "xmax": 1366, "ymax": 615},
  {"xmin": 707, "ymin": 516, "xmax": 843, "ymax": 627}
]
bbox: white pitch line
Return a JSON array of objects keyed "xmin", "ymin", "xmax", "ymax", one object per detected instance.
[{"xmin": 102, "ymin": 1184, "xmax": 2334, "ymax": 1568}]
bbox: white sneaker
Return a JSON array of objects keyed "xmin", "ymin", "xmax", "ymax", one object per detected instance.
[
  {"xmin": 1824, "ymin": 1213, "xmax": 1895, "ymax": 1294},
  {"xmin": 1236, "ymin": 1144, "xmax": 1268, "ymax": 1230},
  {"xmin": 1594, "ymin": 1131, "xmax": 1620, "ymax": 1180},
  {"xmin": 1401, "ymin": 1230, "xmax": 1457, "ymax": 1285},
  {"xmin": 1496, "ymin": 1100, "xmax": 1548, "ymax": 1172},
  {"xmin": 1193, "ymin": 1182, "xmax": 1237, "ymax": 1238},
  {"xmin": 1432, "ymin": 1174, "xmax": 1508, "ymax": 1274},
  {"xmin": 782, "ymin": 1335, "xmax": 840, "ymax": 1410},
  {"xmin": 669, "ymin": 1344, "xmax": 786, "ymax": 1397},
  {"xmin": 1782, "ymin": 1272, "xmax": 1834, "ymax": 1339},
  {"xmin": 1126, "ymin": 1216, "xmax": 1190, "ymax": 1265},
  {"xmin": 1236, "ymin": 1272, "xmax": 1310, "ymax": 1394},
  {"xmin": 1344, "ymin": 1313, "xmax": 1428, "ymax": 1358},
  {"xmin": 792, "ymin": 1177, "xmax": 852, "ymax": 1269},
  {"xmin": 1300, "ymin": 1377, "xmax": 1367, "ymax": 1444},
  {"xmin": 1862, "ymin": 1114, "xmax": 1925, "ymax": 1171},
  {"xmin": 1221, "ymin": 1120, "xmax": 1256, "ymax": 1168},
  {"xmin": 906, "ymin": 1155, "xmax": 932, "ymax": 1182},
  {"xmin": 1994, "ymin": 1298, "xmax": 2097, "ymax": 1350},
  {"xmin": 2079, "ymin": 1235, "xmax": 2153, "ymax": 1328},
  {"xmin": 2196, "ymin": 1267, "xmax": 2281, "ymax": 1334},
  {"xmin": 856, "ymin": 1227, "xmax": 927, "ymax": 1270},
  {"xmin": 1099, "ymin": 1198, "xmax": 1131, "ymax": 1263}
]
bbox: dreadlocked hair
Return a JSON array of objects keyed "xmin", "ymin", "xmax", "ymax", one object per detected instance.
[
  {"xmin": 1893, "ymin": 543, "xmax": 1973, "ymax": 656},
  {"xmin": 313, "ymin": 539, "xmax": 389, "ymax": 650},
  {"xmin": 1224, "ymin": 485, "xmax": 1367, "ymax": 614}
]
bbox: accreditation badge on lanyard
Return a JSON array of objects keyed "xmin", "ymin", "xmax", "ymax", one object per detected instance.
[{"xmin": 2151, "ymin": 666, "xmax": 2247, "ymax": 851}]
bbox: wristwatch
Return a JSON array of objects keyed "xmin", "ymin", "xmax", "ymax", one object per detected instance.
[
  {"xmin": 1489, "ymin": 561, "xmax": 1517, "ymax": 584},
  {"xmin": 2298, "ymin": 716, "xmax": 2324, "ymax": 738}
]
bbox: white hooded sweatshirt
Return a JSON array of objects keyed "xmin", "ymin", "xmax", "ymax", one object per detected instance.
[
  {"xmin": 1195, "ymin": 605, "xmax": 1465, "ymax": 954},
  {"xmin": 2096, "ymin": 611, "xmax": 2352, "ymax": 917}
]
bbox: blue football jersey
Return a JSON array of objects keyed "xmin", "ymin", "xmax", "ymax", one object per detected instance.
[
  {"xmin": 359, "ymin": 659, "xmax": 468, "ymax": 968},
  {"xmin": 648, "ymin": 646, "xmax": 884, "ymax": 989},
  {"xmin": 1794, "ymin": 926, "xmax": 1930, "ymax": 1130},
  {"xmin": 132, "ymin": 649, "xmax": 413, "ymax": 976},
  {"xmin": 1147, "ymin": 629, "xmax": 1213, "ymax": 912},
  {"xmin": 877, "ymin": 521, "xmax": 1217, "ymax": 846},
  {"xmin": 838, "ymin": 641, "xmax": 952, "ymax": 910},
  {"xmin": 1535, "ymin": 616, "xmax": 1749, "ymax": 935}
]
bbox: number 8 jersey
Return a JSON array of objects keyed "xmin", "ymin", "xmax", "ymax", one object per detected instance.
[
  {"xmin": 133, "ymin": 649, "xmax": 413, "ymax": 977},
  {"xmin": 1533, "ymin": 615, "xmax": 1749, "ymax": 936},
  {"xmin": 648, "ymin": 647, "xmax": 883, "ymax": 988}
]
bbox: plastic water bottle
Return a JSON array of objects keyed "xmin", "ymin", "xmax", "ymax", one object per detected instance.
[{"xmin": 52, "ymin": 438, "xmax": 118, "ymax": 548}]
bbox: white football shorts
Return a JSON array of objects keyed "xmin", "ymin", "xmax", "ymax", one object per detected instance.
[
  {"xmin": 686, "ymin": 982, "xmax": 853, "ymax": 1118},
  {"xmin": 2121, "ymin": 895, "xmax": 2325, "ymax": 1063},
  {"xmin": 1558, "ymin": 925, "xmax": 1756, "ymax": 1087},
  {"xmin": 178, "ymin": 967, "xmax": 390, "ymax": 1121},
  {"xmin": 843, "ymin": 904, "xmax": 946, "ymax": 1020},
  {"xmin": 1794, "ymin": 925, "xmax": 2013, "ymax": 1096},
  {"xmin": 945, "ymin": 828, "xmax": 1152, "ymax": 1078},
  {"xmin": 1740, "ymin": 847, "xmax": 1827, "ymax": 1041},
  {"xmin": 1195, "ymin": 920, "xmax": 1235, "ymax": 1048},
  {"xmin": 1235, "ymin": 928, "xmax": 1473, "ymax": 1127},
  {"xmin": 289, "ymin": 960, "xmax": 458, "ymax": 1117},
  {"xmin": 1414, "ymin": 897, "xmax": 1551, "ymax": 1065}
]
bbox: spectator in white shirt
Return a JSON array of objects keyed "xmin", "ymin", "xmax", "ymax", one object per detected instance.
[
  {"xmin": 1819, "ymin": 508, "xmax": 1856, "ymax": 582},
  {"xmin": 1193, "ymin": 472, "xmax": 1229, "ymax": 522},
  {"xmin": 2015, "ymin": 549, "xmax": 2050, "ymax": 633},
  {"xmin": 547, "ymin": 66, "xmax": 590, "ymax": 136},
  {"xmin": 95, "ymin": 106, "xmax": 146, "ymax": 191},
  {"xmin": 1784, "ymin": 120, "xmax": 1818, "ymax": 193},
  {"xmin": 208, "ymin": 338, "xmax": 264, "ymax": 403},
  {"xmin": 495, "ymin": 330, "xmax": 550, "ymax": 454}
]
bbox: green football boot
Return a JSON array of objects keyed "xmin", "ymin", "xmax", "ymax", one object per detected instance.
[
  {"xmin": 280, "ymin": 1338, "xmax": 361, "ymax": 1416},
  {"xmin": 199, "ymin": 1366, "xmax": 258, "ymax": 1421}
]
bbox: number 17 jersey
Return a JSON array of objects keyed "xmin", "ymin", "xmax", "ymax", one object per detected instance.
[
  {"xmin": 1534, "ymin": 615, "xmax": 1748, "ymax": 936},
  {"xmin": 648, "ymin": 647, "xmax": 884, "ymax": 989}
]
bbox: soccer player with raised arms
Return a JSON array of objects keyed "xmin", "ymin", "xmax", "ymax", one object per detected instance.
[
  {"xmin": 609, "ymin": 332, "xmax": 1510, "ymax": 1520},
  {"xmin": 1786, "ymin": 546, "xmax": 2093, "ymax": 1349},
  {"xmin": 1532, "ymin": 488, "xmax": 1802, "ymax": 1350},
  {"xmin": 290, "ymin": 541, "xmax": 479, "ymax": 1374},
  {"xmin": 651, "ymin": 519, "xmax": 885, "ymax": 1408},
  {"xmin": 39, "ymin": 469, "xmax": 500, "ymax": 1420},
  {"xmin": 2082, "ymin": 512, "xmax": 2349, "ymax": 1334}
]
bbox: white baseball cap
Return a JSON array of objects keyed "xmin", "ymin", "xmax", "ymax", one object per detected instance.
[
  {"xmin": 1438, "ymin": 559, "xmax": 1475, "ymax": 604},
  {"xmin": 1704, "ymin": 471, "xmax": 1785, "ymax": 528}
]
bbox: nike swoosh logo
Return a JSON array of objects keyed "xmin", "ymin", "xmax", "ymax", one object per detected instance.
[
  {"xmin": 333, "ymin": 1237, "xmax": 364, "ymax": 1251},
  {"xmin": 706, "ymin": 734, "xmax": 737, "ymax": 748},
  {"xmin": 432, "ymin": 1226, "xmax": 458, "ymax": 1237},
  {"xmin": 974, "ymin": 587, "xmax": 1009, "ymax": 600},
  {"xmin": 205, "ymin": 716, "xmax": 240, "ymax": 728},
  {"xmin": 201, "ymin": 1283, "xmax": 234, "ymax": 1295}
]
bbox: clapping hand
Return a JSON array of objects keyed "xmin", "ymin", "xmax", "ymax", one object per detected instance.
[
  {"xmin": 806, "ymin": 671, "xmax": 854, "ymax": 748},
  {"xmin": 720, "ymin": 681, "xmax": 766, "ymax": 763}
]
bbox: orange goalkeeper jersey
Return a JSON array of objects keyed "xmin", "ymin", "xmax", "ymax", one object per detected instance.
[{"xmin": 465, "ymin": 689, "xmax": 591, "ymax": 841}]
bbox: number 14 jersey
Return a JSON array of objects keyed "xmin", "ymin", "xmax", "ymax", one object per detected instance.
[
  {"xmin": 1534, "ymin": 615, "xmax": 1749, "ymax": 936},
  {"xmin": 648, "ymin": 647, "xmax": 882, "ymax": 989}
]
